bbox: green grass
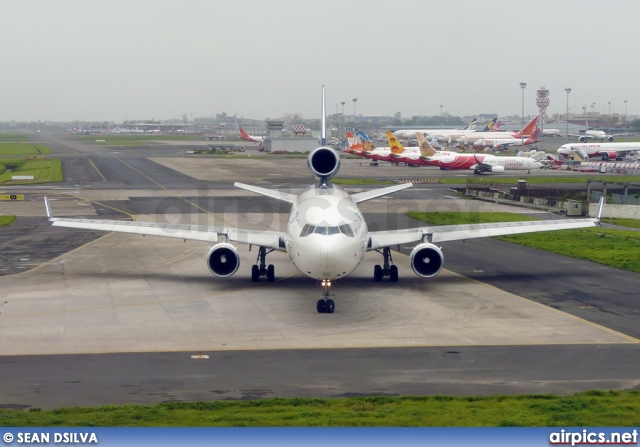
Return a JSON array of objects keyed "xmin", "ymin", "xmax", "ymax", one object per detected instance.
[
  {"xmin": 1, "ymin": 391, "xmax": 639, "ymax": 426},
  {"xmin": 0, "ymin": 143, "xmax": 52, "ymax": 156},
  {"xmin": 0, "ymin": 215, "xmax": 16, "ymax": 226},
  {"xmin": 0, "ymin": 158, "xmax": 62, "ymax": 184},
  {"xmin": 0, "ymin": 133, "xmax": 28, "ymax": 141},
  {"xmin": 406, "ymin": 211, "xmax": 640, "ymax": 273},
  {"xmin": 407, "ymin": 211, "xmax": 537, "ymax": 226},
  {"xmin": 602, "ymin": 218, "xmax": 640, "ymax": 229}
]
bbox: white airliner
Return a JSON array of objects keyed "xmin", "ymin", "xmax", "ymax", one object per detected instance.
[
  {"xmin": 239, "ymin": 126, "xmax": 266, "ymax": 143},
  {"xmin": 556, "ymin": 142, "xmax": 640, "ymax": 160},
  {"xmin": 44, "ymin": 87, "xmax": 603, "ymax": 314},
  {"xmin": 393, "ymin": 118, "xmax": 480, "ymax": 139},
  {"xmin": 568, "ymin": 120, "xmax": 633, "ymax": 142}
]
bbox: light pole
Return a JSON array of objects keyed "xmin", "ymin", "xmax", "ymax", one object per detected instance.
[
  {"xmin": 565, "ymin": 88, "xmax": 571, "ymax": 138},
  {"xmin": 520, "ymin": 82, "xmax": 527, "ymax": 146},
  {"xmin": 352, "ymin": 98, "xmax": 357, "ymax": 127},
  {"xmin": 341, "ymin": 102, "xmax": 345, "ymax": 127},
  {"xmin": 440, "ymin": 105, "xmax": 443, "ymax": 126},
  {"xmin": 608, "ymin": 101, "xmax": 611, "ymax": 129},
  {"xmin": 625, "ymin": 100, "xmax": 628, "ymax": 127}
]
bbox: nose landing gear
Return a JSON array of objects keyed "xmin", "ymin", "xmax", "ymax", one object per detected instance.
[{"xmin": 316, "ymin": 279, "xmax": 335, "ymax": 314}]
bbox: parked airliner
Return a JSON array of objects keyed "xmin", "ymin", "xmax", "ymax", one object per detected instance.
[
  {"xmin": 392, "ymin": 133, "xmax": 543, "ymax": 174},
  {"xmin": 393, "ymin": 118, "xmax": 480, "ymax": 139},
  {"xmin": 556, "ymin": 142, "xmax": 640, "ymax": 160},
  {"xmin": 44, "ymin": 87, "xmax": 602, "ymax": 314},
  {"xmin": 239, "ymin": 126, "xmax": 266, "ymax": 143}
]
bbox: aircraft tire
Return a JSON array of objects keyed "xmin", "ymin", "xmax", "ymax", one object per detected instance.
[
  {"xmin": 316, "ymin": 299, "xmax": 326, "ymax": 313},
  {"xmin": 251, "ymin": 265, "xmax": 259, "ymax": 282},
  {"xmin": 374, "ymin": 265, "xmax": 383, "ymax": 281},
  {"xmin": 267, "ymin": 264, "xmax": 275, "ymax": 282},
  {"xmin": 390, "ymin": 265, "xmax": 399, "ymax": 282},
  {"xmin": 325, "ymin": 299, "xmax": 335, "ymax": 314}
]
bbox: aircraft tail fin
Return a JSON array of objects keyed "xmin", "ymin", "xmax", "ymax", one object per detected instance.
[
  {"xmin": 238, "ymin": 126, "xmax": 251, "ymax": 141},
  {"xmin": 345, "ymin": 132, "xmax": 363, "ymax": 152},
  {"xmin": 357, "ymin": 130, "xmax": 371, "ymax": 142},
  {"xmin": 481, "ymin": 117, "xmax": 498, "ymax": 132},
  {"xmin": 513, "ymin": 116, "xmax": 538, "ymax": 138},
  {"xmin": 492, "ymin": 121, "xmax": 503, "ymax": 131},
  {"xmin": 463, "ymin": 118, "xmax": 478, "ymax": 130},
  {"xmin": 386, "ymin": 131, "xmax": 405, "ymax": 155},
  {"xmin": 415, "ymin": 133, "xmax": 438, "ymax": 157}
]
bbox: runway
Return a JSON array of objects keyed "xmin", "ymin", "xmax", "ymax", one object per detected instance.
[{"xmin": 0, "ymin": 135, "xmax": 639, "ymax": 409}]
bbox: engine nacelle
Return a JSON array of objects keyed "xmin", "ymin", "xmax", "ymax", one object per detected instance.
[
  {"xmin": 602, "ymin": 151, "xmax": 619, "ymax": 161},
  {"xmin": 307, "ymin": 146, "xmax": 340, "ymax": 181},
  {"xmin": 488, "ymin": 165, "xmax": 505, "ymax": 173},
  {"xmin": 410, "ymin": 243, "xmax": 444, "ymax": 278},
  {"xmin": 607, "ymin": 136, "xmax": 615, "ymax": 142},
  {"xmin": 579, "ymin": 136, "xmax": 588, "ymax": 142},
  {"xmin": 206, "ymin": 243, "xmax": 240, "ymax": 278}
]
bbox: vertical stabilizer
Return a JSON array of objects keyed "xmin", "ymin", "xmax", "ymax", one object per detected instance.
[
  {"xmin": 386, "ymin": 131, "xmax": 405, "ymax": 155},
  {"xmin": 415, "ymin": 133, "xmax": 438, "ymax": 157},
  {"xmin": 321, "ymin": 86, "xmax": 326, "ymax": 146}
]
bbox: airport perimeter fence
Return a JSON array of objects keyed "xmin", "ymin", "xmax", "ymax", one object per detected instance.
[{"xmin": 464, "ymin": 179, "xmax": 587, "ymax": 210}]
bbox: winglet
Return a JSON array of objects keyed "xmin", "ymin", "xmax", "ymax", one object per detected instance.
[
  {"xmin": 595, "ymin": 196, "xmax": 605, "ymax": 223},
  {"xmin": 44, "ymin": 196, "xmax": 52, "ymax": 219}
]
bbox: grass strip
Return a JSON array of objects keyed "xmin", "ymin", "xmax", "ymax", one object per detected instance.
[
  {"xmin": 1, "ymin": 391, "xmax": 639, "ymax": 426},
  {"xmin": 0, "ymin": 158, "xmax": 62, "ymax": 184},
  {"xmin": 0, "ymin": 215, "xmax": 16, "ymax": 226},
  {"xmin": 406, "ymin": 211, "xmax": 640, "ymax": 273}
]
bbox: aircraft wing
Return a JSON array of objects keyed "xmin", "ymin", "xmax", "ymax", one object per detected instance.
[
  {"xmin": 44, "ymin": 197, "xmax": 285, "ymax": 250},
  {"xmin": 426, "ymin": 218, "xmax": 598, "ymax": 243},
  {"xmin": 48, "ymin": 216, "xmax": 222, "ymax": 243},
  {"xmin": 351, "ymin": 183, "xmax": 413, "ymax": 204},
  {"xmin": 368, "ymin": 197, "xmax": 603, "ymax": 248}
]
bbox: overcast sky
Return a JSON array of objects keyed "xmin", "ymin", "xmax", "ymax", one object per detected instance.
[{"xmin": 1, "ymin": 0, "xmax": 639, "ymax": 122}]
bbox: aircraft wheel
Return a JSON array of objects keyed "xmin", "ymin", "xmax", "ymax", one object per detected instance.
[
  {"xmin": 316, "ymin": 299, "xmax": 326, "ymax": 313},
  {"xmin": 389, "ymin": 265, "xmax": 399, "ymax": 282},
  {"xmin": 251, "ymin": 265, "xmax": 259, "ymax": 282},
  {"xmin": 374, "ymin": 265, "xmax": 383, "ymax": 281},
  {"xmin": 267, "ymin": 264, "xmax": 275, "ymax": 282},
  {"xmin": 325, "ymin": 299, "xmax": 335, "ymax": 314}
]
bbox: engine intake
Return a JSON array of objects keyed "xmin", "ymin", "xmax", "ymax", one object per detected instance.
[
  {"xmin": 207, "ymin": 243, "xmax": 240, "ymax": 277},
  {"xmin": 410, "ymin": 243, "xmax": 444, "ymax": 278},
  {"xmin": 602, "ymin": 151, "xmax": 619, "ymax": 161},
  {"xmin": 307, "ymin": 146, "xmax": 340, "ymax": 181}
]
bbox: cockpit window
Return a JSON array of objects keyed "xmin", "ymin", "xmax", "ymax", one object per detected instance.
[
  {"xmin": 299, "ymin": 224, "xmax": 354, "ymax": 237},
  {"xmin": 338, "ymin": 224, "xmax": 355, "ymax": 237},
  {"xmin": 300, "ymin": 224, "xmax": 315, "ymax": 237}
]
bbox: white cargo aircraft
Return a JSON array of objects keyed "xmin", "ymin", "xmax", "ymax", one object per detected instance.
[{"xmin": 44, "ymin": 87, "xmax": 604, "ymax": 314}]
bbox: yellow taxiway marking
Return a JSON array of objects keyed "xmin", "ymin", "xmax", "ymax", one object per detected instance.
[{"xmin": 87, "ymin": 159, "xmax": 106, "ymax": 181}]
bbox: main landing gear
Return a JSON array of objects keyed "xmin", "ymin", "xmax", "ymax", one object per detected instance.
[
  {"xmin": 374, "ymin": 247, "xmax": 398, "ymax": 282},
  {"xmin": 251, "ymin": 246, "xmax": 275, "ymax": 282},
  {"xmin": 316, "ymin": 279, "xmax": 335, "ymax": 314}
]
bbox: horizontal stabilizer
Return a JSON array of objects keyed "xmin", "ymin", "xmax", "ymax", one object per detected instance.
[
  {"xmin": 351, "ymin": 183, "xmax": 413, "ymax": 204},
  {"xmin": 234, "ymin": 182, "xmax": 297, "ymax": 204}
]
